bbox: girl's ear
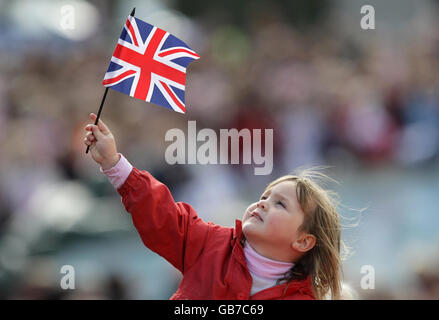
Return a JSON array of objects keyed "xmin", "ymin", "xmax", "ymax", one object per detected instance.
[{"xmin": 292, "ymin": 234, "xmax": 316, "ymax": 253}]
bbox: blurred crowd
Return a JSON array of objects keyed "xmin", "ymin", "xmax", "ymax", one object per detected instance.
[{"xmin": 0, "ymin": 0, "xmax": 439, "ymax": 299}]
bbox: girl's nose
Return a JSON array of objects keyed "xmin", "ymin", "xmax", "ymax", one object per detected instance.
[{"xmin": 257, "ymin": 199, "xmax": 268, "ymax": 210}]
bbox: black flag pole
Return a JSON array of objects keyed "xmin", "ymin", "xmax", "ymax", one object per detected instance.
[{"xmin": 85, "ymin": 8, "xmax": 136, "ymax": 154}]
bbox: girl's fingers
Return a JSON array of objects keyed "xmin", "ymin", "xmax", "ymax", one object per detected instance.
[
  {"xmin": 91, "ymin": 125, "xmax": 104, "ymax": 139},
  {"xmin": 87, "ymin": 132, "xmax": 95, "ymax": 142},
  {"xmin": 90, "ymin": 113, "xmax": 110, "ymax": 134}
]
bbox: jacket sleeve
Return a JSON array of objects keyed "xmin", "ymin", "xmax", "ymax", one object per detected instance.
[{"xmin": 117, "ymin": 167, "xmax": 210, "ymax": 273}]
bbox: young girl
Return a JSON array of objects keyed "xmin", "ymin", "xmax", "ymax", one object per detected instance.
[{"xmin": 84, "ymin": 113, "xmax": 344, "ymax": 300}]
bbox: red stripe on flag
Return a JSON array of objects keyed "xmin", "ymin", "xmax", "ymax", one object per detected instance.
[
  {"xmin": 102, "ymin": 70, "xmax": 136, "ymax": 85},
  {"xmin": 158, "ymin": 48, "xmax": 200, "ymax": 58},
  {"xmin": 125, "ymin": 19, "xmax": 139, "ymax": 47},
  {"xmin": 160, "ymin": 80, "xmax": 185, "ymax": 113}
]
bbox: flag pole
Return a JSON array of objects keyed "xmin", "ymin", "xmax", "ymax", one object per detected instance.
[{"xmin": 86, "ymin": 8, "xmax": 136, "ymax": 154}]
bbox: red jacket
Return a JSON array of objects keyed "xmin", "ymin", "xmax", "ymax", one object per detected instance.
[{"xmin": 117, "ymin": 167, "xmax": 315, "ymax": 300}]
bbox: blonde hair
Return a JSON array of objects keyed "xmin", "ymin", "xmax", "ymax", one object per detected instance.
[{"xmin": 265, "ymin": 168, "xmax": 348, "ymax": 300}]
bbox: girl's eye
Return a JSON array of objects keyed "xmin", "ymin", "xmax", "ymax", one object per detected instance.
[
  {"xmin": 277, "ymin": 201, "xmax": 286, "ymax": 208},
  {"xmin": 260, "ymin": 196, "xmax": 268, "ymax": 200}
]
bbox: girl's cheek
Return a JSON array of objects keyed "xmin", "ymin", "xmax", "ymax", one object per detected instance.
[
  {"xmin": 264, "ymin": 215, "xmax": 280, "ymax": 231},
  {"xmin": 266, "ymin": 214, "xmax": 292, "ymax": 235}
]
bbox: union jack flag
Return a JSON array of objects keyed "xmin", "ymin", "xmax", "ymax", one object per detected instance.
[{"xmin": 102, "ymin": 15, "xmax": 200, "ymax": 113}]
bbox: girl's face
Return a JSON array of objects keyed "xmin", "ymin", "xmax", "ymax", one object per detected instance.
[{"xmin": 242, "ymin": 181, "xmax": 308, "ymax": 262}]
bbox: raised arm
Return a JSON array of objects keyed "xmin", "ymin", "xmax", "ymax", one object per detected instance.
[
  {"xmin": 117, "ymin": 168, "xmax": 211, "ymax": 272},
  {"xmin": 84, "ymin": 113, "xmax": 210, "ymax": 273}
]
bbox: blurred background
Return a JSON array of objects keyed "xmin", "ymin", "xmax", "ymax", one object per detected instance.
[{"xmin": 1, "ymin": 0, "xmax": 439, "ymax": 299}]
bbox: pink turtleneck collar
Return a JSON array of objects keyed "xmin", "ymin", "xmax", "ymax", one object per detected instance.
[{"xmin": 244, "ymin": 241, "xmax": 294, "ymax": 280}]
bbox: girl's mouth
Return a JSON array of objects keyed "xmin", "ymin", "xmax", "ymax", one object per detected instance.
[{"xmin": 250, "ymin": 211, "xmax": 263, "ymax": 222}]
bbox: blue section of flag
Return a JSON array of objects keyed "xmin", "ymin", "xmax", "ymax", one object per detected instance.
[
  {"xmin": 150, "ymin": 86, "xmax": 173, "ymax": 111},
  {"xmin": 134, "ymin": 17, "xmax": 154, "ymax": 43},
  {"xmin": 171, "ymin": 57, "xmax": 193, "ymax": 68},
  {"xmin": 111, "ymin": 76, "xmax": 135, "ymax": 95},
  {"xmin": 170, "ymin": 85, "xmax": 185, "ymax": 103},
  {"xmin": 162, "ymin": 33, "xmax": 190, "ymax": 50},
  {"xmin": 120, "ymin": 28, "xmax": 131, "ymax": 44},
  {"xmin": 107, "ymin": 61, "xmax": 123, "ymax": 72}
]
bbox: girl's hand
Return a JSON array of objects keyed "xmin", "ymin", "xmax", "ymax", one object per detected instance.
[{"xmin": 84, "ymin": 113, "xmax": 120, "ymax": 170}]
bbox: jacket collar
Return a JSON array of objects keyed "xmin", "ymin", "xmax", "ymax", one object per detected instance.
[
  {"xmin": 250, "ymin": 274, "xmax": 315, "ymax": 299},
  {"xmin": 233, "ymin": 219, "xmax": 246, "ymax": 247},
  {"xmin": 233, "ymin": 219, "xmax": 242, "ymax": 238},
  {"xmin": 233, "ymin": 219, "xmax": 315, "ymax": 299}
]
